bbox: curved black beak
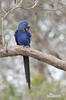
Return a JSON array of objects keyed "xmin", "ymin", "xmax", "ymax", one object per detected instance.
[
  {"xmin": 27, "ymin": 26, "xmax": 30, "ymax": 30},
  {"xmin": 23, "ymin": 24, "xmax": 30, "ymax": 30}
]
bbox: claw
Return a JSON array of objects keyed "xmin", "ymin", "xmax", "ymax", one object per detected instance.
[
  {"xmin": 25, "ymin": 46, "xmax": 29, "ymax": 48},
  {"xmin": 23, "ymin": 45, "xmax": 29, "ymax": 48}
]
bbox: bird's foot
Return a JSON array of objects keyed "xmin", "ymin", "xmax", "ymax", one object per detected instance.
[
  {"xmin": 25, "ymin": 46, "xmax": 29, "ymax": 48},
  {"xmin": 5, "ymin": 45, "xmax": 8, "ymax": 53},
  {"xmin": 23, "ymin": 45, "xmax": 29, "ymax": 48}
]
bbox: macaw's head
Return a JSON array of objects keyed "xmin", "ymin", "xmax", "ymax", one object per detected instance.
[{"xmin": 18, "ymin": 20, "xmax": 30, "ymax": 31}]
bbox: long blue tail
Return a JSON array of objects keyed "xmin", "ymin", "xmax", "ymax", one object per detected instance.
[{"xmin": 23, "ymin": 56, "xmax": 31, "ymax": 89}]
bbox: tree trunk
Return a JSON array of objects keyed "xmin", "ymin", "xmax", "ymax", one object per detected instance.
[
  {"xmin": 0, "ymin": 0, "xmax": 2, "ymax": 45},
  {"xmin": 14, "ymin": 0, "xmax": 16, "ymax": 4}
]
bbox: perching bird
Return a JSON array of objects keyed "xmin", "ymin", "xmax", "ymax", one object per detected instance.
[{"xmin": 14, "ymin": 20, "xmax": 32, "ymax": 89}]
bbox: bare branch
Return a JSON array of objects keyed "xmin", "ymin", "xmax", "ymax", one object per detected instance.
[
  {"xmin": 0, "ymin": 0, "xmax": 2, "ymax": 44},
  {"xmin": 14, "ymin": 0, "xmax": 16, "ymax": 4},
  {"xmin": 27, "ymin": 0, "xmax": 39, "ymax": 9},
  {"xmin": 3, "ymin": 6, "xmax": 19, "ymax": 18},
  {"xmin": 3, "ymin": 0, "xmax": 39, "ymax": 19},
  {"xmin": 3, "ymin": 0, "xmax": 24, "ymax": 18},
  {"xmin": 0, "ymin": 46, "xmax": 66, "ymax": 71},
  {"xmin": 3, "ymin": 0, "xmax": 65, "ymax": 19}
]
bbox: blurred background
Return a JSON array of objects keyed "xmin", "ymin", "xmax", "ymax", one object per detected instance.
[{"xmin": 0, "ymin": 0, "xmax": 66, "ymax": 99}]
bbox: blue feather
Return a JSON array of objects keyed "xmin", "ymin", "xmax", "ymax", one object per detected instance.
[{"xmin": 14, "ymin": 20, "xmax": 31, "ymax": 89}]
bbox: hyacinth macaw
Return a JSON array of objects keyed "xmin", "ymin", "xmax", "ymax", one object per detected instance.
[{"xmin": 14, "ymin": 20, "xmax": 32, "ymax": 89}]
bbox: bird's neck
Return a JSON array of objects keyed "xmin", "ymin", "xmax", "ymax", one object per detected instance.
[{"xmin": 18, "ymin": 30, "xmax": 25, "ymax": 33}]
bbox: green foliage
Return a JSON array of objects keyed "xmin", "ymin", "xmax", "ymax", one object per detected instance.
[
  {"xmin": 2, "ymin": 77, "xmax": 66, "ymax": 100},
  {"xmin": 3, "ymin": 84, "xmax": 20, "ymax": 100},
  {"xmin": 8, "ymin": 84, "xmax": 15, "ymax": 96},
  {"xmin": 61, "ymin": 95, "xmax": 66, "ymax": 100},
  {"xmin": 23, "ymin": 73, "xmax": 66, "ymax": 100},
  {"xmin": 32, "ymin": 74, "xmax": 46, "ymax": 87}
]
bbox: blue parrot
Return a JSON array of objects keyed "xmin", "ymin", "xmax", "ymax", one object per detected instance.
[{"xmin": 14, "ymin": 20, "xmax": 32, "ymax": 89}]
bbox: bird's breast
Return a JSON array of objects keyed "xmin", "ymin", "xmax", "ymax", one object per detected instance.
[{"xmin": 17, "ymin": 32, "xmax": 30, "ymax": 45}]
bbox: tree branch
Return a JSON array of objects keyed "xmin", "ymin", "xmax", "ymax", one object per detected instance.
[
  {"xmin": 3, "ymin": 0, "xmax": 39, "ymax": 19},
  {"xmin": 3, "ymin": 0, "xmax": 24, "ymax": 18},
  {"xmin": 0, "ymin": 46, "xmax": 66, "ymax": 71},
  {"xmin": 0, "ymin": 0, "xmax": 2, "ymax": 44}
]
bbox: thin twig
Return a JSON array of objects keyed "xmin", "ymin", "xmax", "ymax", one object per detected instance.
[
  {"xmin": 27, "ymin": 0, "xmax": 39, "ymax": 9},
  {"xmin": 3, "ymin": 0, "xmax": 39, "ymax": 19},
  {"xmin": 3, "ymin": 0, "xmax": 24, "ymax": 18}
]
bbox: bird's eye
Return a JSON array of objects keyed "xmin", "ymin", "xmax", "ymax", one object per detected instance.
[{"xmin": 23, "ymin": 24, "xmax": 26, "ymax": 29}]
